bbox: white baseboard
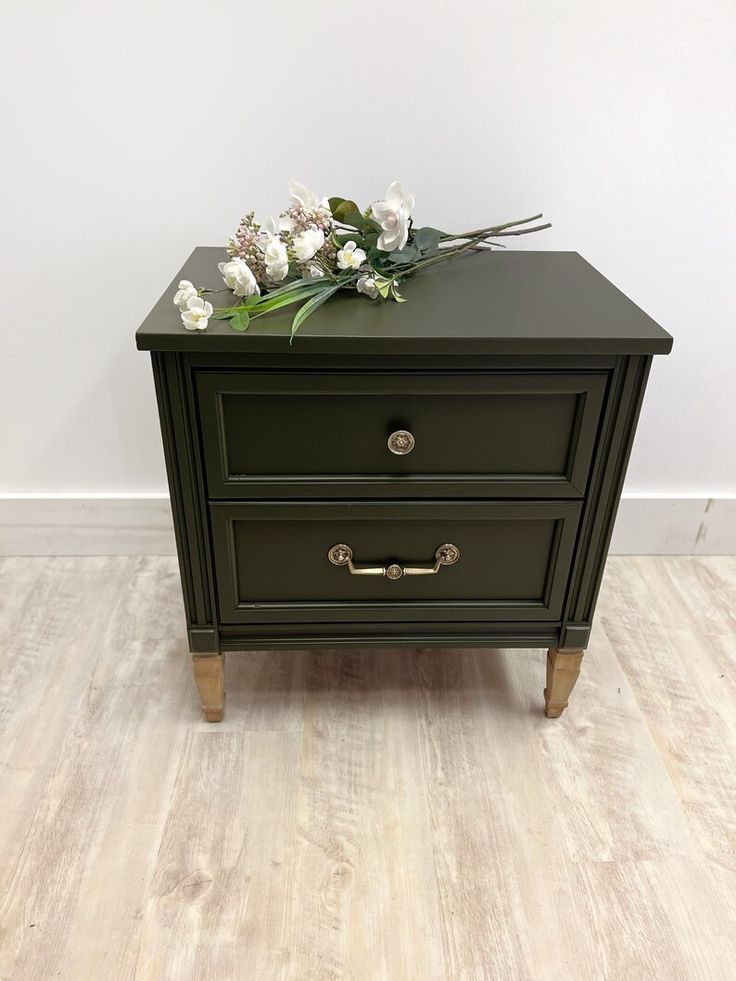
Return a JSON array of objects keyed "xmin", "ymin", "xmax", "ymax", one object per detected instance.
[
  {"xmin": 0, "ymin": 496, "xmax": 174, "ymax": 557},
  {"xmin": 0, "ymin": 494, "xmax": 734, "ymax": 557},
  {"xmin": 608, "ymin": 495, "xmax": 735, "ymax": 555}
]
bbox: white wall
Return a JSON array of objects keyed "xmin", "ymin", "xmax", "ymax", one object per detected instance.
[{"xmin": 2, "ymin": 0, "xmax": 735, "ymax": 498}]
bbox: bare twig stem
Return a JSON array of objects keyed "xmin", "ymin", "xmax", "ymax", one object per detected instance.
[
  {"xmin": 490, "ymin": 223, "xmax": 552, "ymax": 237},
  {"xmin": 441, "ymin": 214, "xmax": 544, "ymax": 241}
]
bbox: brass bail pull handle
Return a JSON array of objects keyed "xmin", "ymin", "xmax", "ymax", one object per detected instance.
[{"xmin": 327, "ymin": 543, "xmax": 460, "ymax": 580}]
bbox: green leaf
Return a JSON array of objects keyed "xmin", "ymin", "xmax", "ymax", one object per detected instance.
[
  {"xmin": 262, "ymin": 278, "xmax": 302, "ymax": 296},
  {"xmin": 328, "ymin": 196, "xmax": 346, "ymax": 215},
  {"xmin": 388, "ymin": 244, "xmax": 420, "ymax": 264},
  {"xmin": 258, "ymin": 278, "xmax": 317, "ymax": 300},
  {"xmin": 334, "ymin": 232, "xmax": 365, "ymax": 247},
  {"xmin": 211, "ymin": 301, "xmax": 256, "ymax": 320},
  {"xmin": 373, "ymin": 275, "xmax": 394, "ymax": 300},
  {"xmin": 333, "ymin": 200, "xmax": 363, "ymax": 226},
  {"xmin": 412, "ymin": 226, "xmax": 444, "ymax": 252},
  {"xmin": 229, "ymin": 311, "xmax": 250, "ymax": 332},
  {"xmin": 290, "ymin": 283, "xmax": 342, "ymax": 342},
  {"xmin": 340, "ymin": 210, "xmax": 366, "ymax": 230},
  {"xmin": 250, "ymin": 282, "xmax": 327, "ymax": 317},
  {"xmin": 212, "ymin": 278, "xmax": 332, "ymax": 326}
]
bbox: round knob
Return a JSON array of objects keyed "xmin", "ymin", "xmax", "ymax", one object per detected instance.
[
  {"xmin": 388, "ymin": 430, "xmax": 415, "ymax": 455},
  {"xmin": 385, "ymin": 563, "xmax": 403, "ymax": 580}
]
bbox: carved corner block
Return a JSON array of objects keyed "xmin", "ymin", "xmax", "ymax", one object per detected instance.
[
  {"xmin": 559, "ymin": 623, "xmax": 591, "ymax": 651},
  {"xmin": 188, "ymin": 626, "xmax": 219, "ymax": 654}
]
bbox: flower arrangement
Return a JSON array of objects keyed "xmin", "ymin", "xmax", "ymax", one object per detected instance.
[{"xmin": 174, "ymin": 180, "xmax": 550, "ymax": 341}]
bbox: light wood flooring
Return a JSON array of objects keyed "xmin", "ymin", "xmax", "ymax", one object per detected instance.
[{"xmin": 0, "ymin": 556, "xmax": 735, "ymax": 980}]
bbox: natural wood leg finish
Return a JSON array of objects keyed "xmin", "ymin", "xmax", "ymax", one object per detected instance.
[
  {"xmin": 192, "ymin": 654, "xmax": 225, "ymax": 722},
  {"xmin": 544, "ymin": 648, "xmax": 584, "ymax": 718}
]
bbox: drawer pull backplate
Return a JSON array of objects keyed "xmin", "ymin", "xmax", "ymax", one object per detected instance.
[{"xmin": 328, "ymin": 543, "xmax": 460, "ymax": 580}]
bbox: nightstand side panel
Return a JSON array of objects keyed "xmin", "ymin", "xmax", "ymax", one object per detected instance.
[
  {"xmin": 561, "ymin": 354, "xmax": 653, "ymax": 643},
  {"xmin": 151, "ymin": 351, "xmax": 219, "ymax": 653}
]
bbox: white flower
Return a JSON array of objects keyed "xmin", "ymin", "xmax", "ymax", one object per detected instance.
[
  {"xmin": 257, "ymin": 214, "xmax": 292, "ymax": 249},
  {"xmin": 289, "ymin": 179, "xmax": 330, "ymax": 213},
  {"xmin": 263, "ymin": 237, "xmax": 289, "ymax": 281},
  {"xmin": 259, "ymin": 216, "xmax": 278, "ymax": 241},
  {"xmin": 356, "ymin": 274, "xmax": 379, "ymax": 299},
  {"xmin": 257, "ymin": 216, "xmax": 293, "ymax": 281},
  {"xmin": 173, "ymin": 280, "xmax": 198, "ymax": 309},
  {"xmin": 336, "ymin": 240, "xmax": 367, "ymax": 270},
  {"xmin": 293, "ymin": 226, "xmax": 325, "ymax": 262},
  {"xmin": 371, "ymin": 181, "xmax": 415, "ymax": 252},
  {"xmin": 181, "ymin": 296, "xmax": 213, "ymax": 331},
  {"xmin": 217, "ymin": 258, "xmax": 260, "ymax": 298},
  {"xmin": 303, "ymin": 263, "xmax": 325, "ymax": 280}
]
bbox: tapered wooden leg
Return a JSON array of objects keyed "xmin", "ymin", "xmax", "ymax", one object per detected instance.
[
  {"xmin": 544, "ymin": 648, "xmax": 584, "ymax": 718},
  {"xmin": 192, "ymin": 653, "xmax": 225, "ymax": 722}
]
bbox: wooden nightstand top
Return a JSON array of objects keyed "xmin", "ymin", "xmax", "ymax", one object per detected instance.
[{"xmin": 136, "ymin": 247, "xmax": 672, "ymax": 356}]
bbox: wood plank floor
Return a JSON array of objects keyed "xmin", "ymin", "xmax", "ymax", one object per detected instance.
[{"xmin": 0, "ymin": 556, "xmax": 734, "ymax": 980}]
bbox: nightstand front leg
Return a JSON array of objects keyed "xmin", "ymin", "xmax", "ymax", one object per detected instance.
[
  {"xmin": 192, "ymin": 653, "xmax": 225, "ymax": 722},
  {"xmin": 544, "ymin": 648, "xmax": 584, "ymax": 718}
]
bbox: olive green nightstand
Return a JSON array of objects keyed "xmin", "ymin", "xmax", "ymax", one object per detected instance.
[{"xmin": 136, "ymin": 248, "xmax": 672, "ymax": 721}]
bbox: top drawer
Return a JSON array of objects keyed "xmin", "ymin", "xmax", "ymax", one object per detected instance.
[{"xmin": 196, "ymin": 371, "xmax": 607, "ymax": 499}]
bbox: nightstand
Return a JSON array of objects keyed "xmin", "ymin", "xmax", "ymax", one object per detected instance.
[{"xmin": 136, "ymin": 248, "xmax": 671, "ymax": 721}]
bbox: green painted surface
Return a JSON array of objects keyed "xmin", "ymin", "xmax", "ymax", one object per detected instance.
[
  {"xmin": 195, "ymin": 370, "xmax": 606, "ymax": 499},
  {"xmin": 137, "ymin": 247, "xmax": 673, "ymax": 355},
  {"xmin": 143, "ymin": 248, "xmax": 672, "ymax": 656},
  {"xmin": 210, "ymin": 501, "xmax": 581, "ymax": 624}
]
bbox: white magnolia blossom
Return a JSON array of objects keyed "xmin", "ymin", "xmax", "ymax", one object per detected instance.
[
  {"xmin": 336, "ymin": 240, "xmax": 367, "ymax": 270},
  {"xmin": 218, "ymin": 258, "xmax": 260, "ymax": 298},
  {"xmin": 303, "ymin": 262, "xmax": 325, "ymax": 280},
  {"xmin": 289, "ymin": 179, "xmax": 330, "ymax": 213},
  {"xmin": 293, "ymin": 226, "xmax": 325, "ymax": 262},
  {"xmin": 371, "ymin": 181, "xmax": 415, "ymax": 252},
  {"xmin": 263, "ymin": 237, "xmax": 289, "ymax": 281},
  {"xmin": 181, "ymin": 296, "xmax": 213, "ymax": 331},
  {"xmin": 356, "ymin": 274, "xmax": 379, "ymax": 299},
  {"xmin": 173, "ymin": 280, "xmax": 198, "ymax": 309}
]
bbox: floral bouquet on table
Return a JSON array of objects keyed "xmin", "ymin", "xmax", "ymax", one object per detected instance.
[{"xmin": 174, "ymin": 180, "xmax": 550, "ymax": 341}]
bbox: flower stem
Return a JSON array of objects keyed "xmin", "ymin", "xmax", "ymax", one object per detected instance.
[
  {"xmin": 394, "ymin": 235, "xmax": 489, "ymax": 275},
  {"xmin": 486, "ymin": 222, "xmax": 552, "ymax": 237},
  {"xmin": 440, "ymin": 214, "xmax": 544, "ymax": 241}
]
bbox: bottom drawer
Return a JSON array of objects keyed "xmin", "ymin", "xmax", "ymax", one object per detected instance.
[{"xmin": 210, "ymin": 501, "xmax": 581, "ymax": 625}]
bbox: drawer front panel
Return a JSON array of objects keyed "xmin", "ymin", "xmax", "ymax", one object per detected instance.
[
  {"xmin": 211, "ymin": 501, "xmax": 582, "ymax": 624},
  {"xmin": 196, "ymin": 372, "xmax": 607, "ymax": 498}
]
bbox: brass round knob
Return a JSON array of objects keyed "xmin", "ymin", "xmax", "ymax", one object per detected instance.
[
  {"xmin": 388, "ymin": 430, "xmax": 415, "ymax": 455},
  {"xmin": 385, "ymin": 563, "xmax": 403, "ymax": 580}
]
